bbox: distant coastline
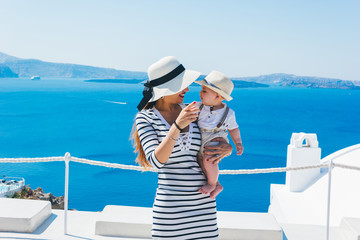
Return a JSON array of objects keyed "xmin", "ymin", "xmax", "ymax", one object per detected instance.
[
  {"xmin": 84, "ymin": 78, "xmax": 269, "ymax": 88},
  {"xmin": 233, "ymin": 73, "xmax": 360, "ymax": 90},
  {"xmin": 84, "ymin": 79, "xmax": 144, "ymax": 84},
  {"xmin": 1, "ymin": 52, "xmax": 359, "ymax": 89}
]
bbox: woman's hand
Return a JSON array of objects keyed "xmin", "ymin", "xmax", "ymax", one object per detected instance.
[
  {"xmin": 175, "ymin": 101, "xmax": 199, "ymax": 129},
  {"xmin": 203, "ymin": 137, "xmax": 233, "ymax": 164}
]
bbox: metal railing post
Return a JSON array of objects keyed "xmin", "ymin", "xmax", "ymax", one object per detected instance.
[
  {"xmin": 326, "ymin": 158, "xmax": 333, "ymax": 240},
  {"xmin": 64, "ymin": 152, "xmax": 70, "ymax": 235}
]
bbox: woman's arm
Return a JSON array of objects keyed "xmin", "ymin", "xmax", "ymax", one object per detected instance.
[
  {"xmin": 203, "ymin": 137, "xmax": 233, "ymax": 164},
  {"xmin": 135, "ymin": 113, "xmax": 164, "ymax": 169},
  {"xmin": 154, "ymin": 102, "xmax": 199, "ymax": 164},
  {"xmin": 154, "ymin": 124, "xmax": 181, "ymax": 164}
]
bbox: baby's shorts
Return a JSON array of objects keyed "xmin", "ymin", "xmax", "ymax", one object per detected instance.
[{"xmin": 199, "ymin": 130, "xmax": 229, "ymax": 156}]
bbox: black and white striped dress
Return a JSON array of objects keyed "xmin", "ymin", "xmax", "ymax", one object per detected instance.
[{"xmin": 135, "ymin": 106, "xmax": 219, "ymax": 240}]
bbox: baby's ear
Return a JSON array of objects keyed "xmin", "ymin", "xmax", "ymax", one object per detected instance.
[{"xmin": 216, "ymin": 94, "xmax": 224, "ymax": 100}]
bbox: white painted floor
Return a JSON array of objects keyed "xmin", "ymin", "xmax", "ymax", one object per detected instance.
[{"xmin": 0, "ymin": 209, "xmax": 150, "ymax": 240}]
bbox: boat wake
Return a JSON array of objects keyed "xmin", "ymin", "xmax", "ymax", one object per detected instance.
[{"xmin": 104, "ymin": 100, "xmax": 126, "ymax": 105}]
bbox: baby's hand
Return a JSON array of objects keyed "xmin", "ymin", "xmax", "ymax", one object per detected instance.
[{"xmin": 236, "ymin": 143, "xmax": 243, "ymax": 155}]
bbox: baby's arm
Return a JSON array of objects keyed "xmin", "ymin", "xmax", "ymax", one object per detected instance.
[{"xmin": 229, "ymin": 128, "xmax": 243, "ymax": 155}]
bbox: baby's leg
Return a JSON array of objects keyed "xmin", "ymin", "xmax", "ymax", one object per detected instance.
[
  {"xmin": 198, "ymin": 153, "xmax": 218, "ymax": 195},
  {"xmin": 210, "ymin": 181, "xmax": 223, "ymax": 199}
]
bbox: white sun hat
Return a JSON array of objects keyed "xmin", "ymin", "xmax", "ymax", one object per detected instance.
[
  {"xmin": 195, "ymin": 70, "xmax": 234, "ymax": 101},
  {"xmin": 137, "ymin": 56, "xmax": 201, "ymax": 110}
]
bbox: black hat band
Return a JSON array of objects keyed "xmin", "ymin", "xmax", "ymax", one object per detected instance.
[{"xmin": 137, "ymin": 64, "xmax": 185, "ymax": 111}]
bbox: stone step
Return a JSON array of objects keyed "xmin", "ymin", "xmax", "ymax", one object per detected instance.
[
  {"xmin": 340, "ymin": 218, "xmax": 360, "ymax": 240},
  {"xmin": 95, "ymin": 205, "xmax": 283, "ymax": 240},
  {"xmin": 0, "ymin": 198, "xmax": 51, "ymax": 233},
  {"xmin": 280, "ymin": 224, "xmax": 349, "ymax": 240},
  {"xmin": 218, "ymin": 211, "xmax": 283, "ymax": 240},
  {"xmin": 95, "ymin": 205, "xmax": 152, "ymax": 238}
]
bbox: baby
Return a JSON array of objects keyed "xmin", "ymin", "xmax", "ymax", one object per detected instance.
[{"xmin": 195, "ymin": 70, "xmax": 243, "ymax": 199}]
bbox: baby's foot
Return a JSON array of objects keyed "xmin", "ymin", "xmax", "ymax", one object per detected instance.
[
  {"xmin": 210, "ymin": 184, "xmax": 223, "ymax": 199},
  {"xmin": 198, "ymin": 183, "xmax": 216, "ymax": 195}
]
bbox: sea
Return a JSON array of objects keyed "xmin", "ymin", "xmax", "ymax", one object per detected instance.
[{"xmin": 0, "ymin": 78, "xmax": 359, "ymax": 212}]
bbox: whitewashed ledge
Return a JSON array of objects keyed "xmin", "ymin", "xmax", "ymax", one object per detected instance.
[
  {"xmin": 0, "ymin": 198, "xmax": 51, "ymax": 233},
  {"xmin": 96, "ymin": 205, "xmax": 282, "ymax": 240},
  {"xmin": 0, "ymin": 198, "xmax": 283, "ymax": 240}
]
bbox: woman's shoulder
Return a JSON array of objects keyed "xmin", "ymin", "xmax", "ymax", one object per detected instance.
[{"xmin": 136, "ymin": 108, "xmax": 157, "ymax": 121}]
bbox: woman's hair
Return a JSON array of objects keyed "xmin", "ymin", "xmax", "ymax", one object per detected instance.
[{"xmin": 131, "ymin": 101, "xmax": 157, "ymax": 170}]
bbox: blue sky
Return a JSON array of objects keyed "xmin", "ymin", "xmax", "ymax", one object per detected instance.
[{"xmin": 0, "ymin": 0, "xmax": 359, "ymax": 80}]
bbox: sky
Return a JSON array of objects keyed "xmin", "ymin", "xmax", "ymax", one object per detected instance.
[{"xmin": 0, "ymin": 0, "xmax": 359, "ymax": 80}]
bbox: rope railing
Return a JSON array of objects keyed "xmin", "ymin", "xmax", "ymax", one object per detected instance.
[
  {"xmin": 1, "ymin": 156, "xmax": 360, "ymax": 174},
  {"xmin": 333, "ymin": 162, "xmax": 360, "ymax": 172},
  {"xmin": 70, "ymin": 156, "xmax": 156, "ymax": 172},
  {"xmin": 0, "ymin": 156, "xmax": 64, "ymax": 163},
  {"xmin": 219, "ymin": 163, "xmax": 329, "ymax": 174}
]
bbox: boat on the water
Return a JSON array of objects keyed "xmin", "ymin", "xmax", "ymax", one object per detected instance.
[
  {"xmin": 31, "ymin": 76, "xmax": 40, "ymax": 80},
  {"xmin": 0, "ymin": 177, "xmax": 25, "ymax": 197}
]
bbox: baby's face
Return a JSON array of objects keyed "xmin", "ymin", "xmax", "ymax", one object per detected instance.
[{"xmin": 199, "ymin": 86, "xmax": 219, "ymax": 106}]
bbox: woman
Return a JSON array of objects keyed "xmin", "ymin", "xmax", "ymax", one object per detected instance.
[{"xmin": 132, "ymin": 56, "xmax": 232, "ymax": 239}]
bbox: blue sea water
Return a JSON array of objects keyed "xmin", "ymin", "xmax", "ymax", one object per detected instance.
[{"xmin": 1, "ymin": 78, "xmax": 359, "ymax": 212}]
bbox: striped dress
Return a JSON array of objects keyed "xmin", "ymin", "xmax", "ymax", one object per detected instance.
[{"xmin": 135, "ymin": 106, "xmax": 219, "ymax": 240}]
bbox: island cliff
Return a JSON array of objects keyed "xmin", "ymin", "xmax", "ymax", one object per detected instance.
[
  {"xmin": 233, "ymin": 73, "xmax": 360, "ymax": 90},
  {"xmin": 0, "ymin": 65, "xmax": 18, "ymax": 78},
  {"xmin": 1, "ymin": 52, "xmax": 358, "ymax": 89},
  {"xmin": 11, "ymin": 186, "xmax": 65, "ymax": 209},
  {"xmin": 0, "ymin": 52, "xmax": 147, "ymax": 79}
]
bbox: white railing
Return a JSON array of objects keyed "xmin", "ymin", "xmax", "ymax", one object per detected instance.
[{"xmin": 1, "ymin": 153, "xmax": 360, "ymax": 240}]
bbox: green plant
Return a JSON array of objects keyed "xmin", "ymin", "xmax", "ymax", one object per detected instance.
[{"xmin": 11, "ymin": 185, "xmax": 33, "ymax": 199}]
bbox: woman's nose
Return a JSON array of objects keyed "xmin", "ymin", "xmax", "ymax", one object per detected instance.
[{"xmin": 180, "ymin": 88, "xmax": 189, "ymax": 94}]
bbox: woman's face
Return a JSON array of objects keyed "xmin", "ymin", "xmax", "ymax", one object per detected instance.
[{"xmin": 164, "ymin": 87, "xmax": 189, "ymax": 104}]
